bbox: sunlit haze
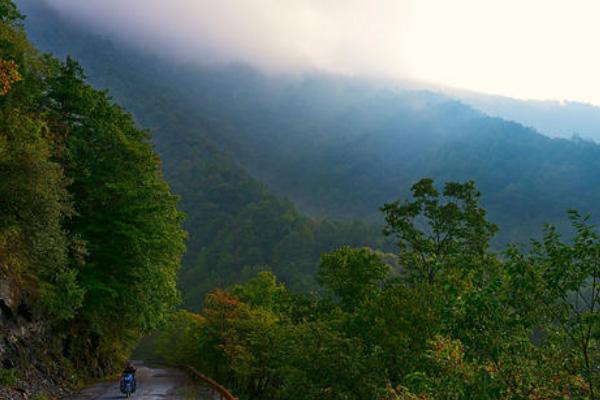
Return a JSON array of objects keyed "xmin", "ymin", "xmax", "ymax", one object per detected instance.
[{"xmin": 41, "ymin": 0, "xmax": 600, "ymax": 105}]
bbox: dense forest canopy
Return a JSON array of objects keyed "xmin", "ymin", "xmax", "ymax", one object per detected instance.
[{"xmin": 146, "ymin": 179, "xmax": 600, "ymax": 399}]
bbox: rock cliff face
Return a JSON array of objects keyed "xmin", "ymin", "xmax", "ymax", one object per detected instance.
[{"xmin": 0, "ymin": 271, "xmax": 71, "ymax": 399}]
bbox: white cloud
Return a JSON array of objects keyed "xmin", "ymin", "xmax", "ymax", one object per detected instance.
[
  {"xmin": 41, "ymin": 0, "xmax": 600, "ymax": 105},
  {"xmin": 42, "ymin": 0, "xmax": 411, "ymax": 76}
]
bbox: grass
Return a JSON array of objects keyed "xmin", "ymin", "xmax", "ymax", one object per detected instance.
[{"xmin": 0, "ymin": 368, "xmax": 16, "ymax": 388}]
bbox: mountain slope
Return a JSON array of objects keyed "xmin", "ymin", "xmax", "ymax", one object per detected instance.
[
  {"xmin": 19, "ymin": 0, "xmax": 600, "ymax": 249},
  {"xmin": 16, "ymin": 0, "xmax": 389, "ymax": 309}
]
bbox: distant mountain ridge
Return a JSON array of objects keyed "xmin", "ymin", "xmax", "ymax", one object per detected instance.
[{"xmin": 452, "ymin": 89, "xmax": 600, "ymax": 142}]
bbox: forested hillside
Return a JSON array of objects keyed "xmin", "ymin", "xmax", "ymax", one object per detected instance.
[
  {"xmin": 16, "ymin": 0, "xmax": 392, "ymax": 309},
  {"xmin": 0, "ymin": 0, "xmax": 185, "ymax": 393},
  {"xmin": 18, "ymin": 0, "xmax": 600, "ymax": 250},
  {"xmin": 147, "ymin": 179, "xmax": 600, "ymax": 399}
]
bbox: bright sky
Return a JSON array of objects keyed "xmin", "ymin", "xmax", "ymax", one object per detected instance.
[
  {"xmin": 44, "ymin": 0, "xmax": 600, "ymax": 105},
  {"xmin": 403, "ymin": 0, "xmax": 600, "ymax": 105}
]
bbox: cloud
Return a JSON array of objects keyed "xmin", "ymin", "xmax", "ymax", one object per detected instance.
[
  {"xmin": 41, "ymin": 0, "xmax": 411, "ymax": 78},
  {"xmin": 35, "ymin": 0, "xmax": 600, "ymax": 105}
]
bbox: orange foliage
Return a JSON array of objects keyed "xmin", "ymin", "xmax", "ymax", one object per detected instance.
[
  {"xmin": 204, "ymin": 289, "xmax": 241, "ymax": 321},
  {"xmin": 0, "ymin": 59, "xmax": 22, "ymax": 95}
]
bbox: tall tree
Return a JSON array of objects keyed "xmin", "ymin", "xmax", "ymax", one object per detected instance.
[{"xmin": 381, "ymin": 178, "xmax": 497, "ymax": 285}]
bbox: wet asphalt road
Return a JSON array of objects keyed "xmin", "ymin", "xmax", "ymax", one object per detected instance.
[{"xmin": 64, "ymin": 363, "xmax": 204, "ymax": 400}]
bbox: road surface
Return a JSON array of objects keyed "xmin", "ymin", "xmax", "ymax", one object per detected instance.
[{"xmin": 65, "ymin": 362, "xmax": 214, "ymax": 400}]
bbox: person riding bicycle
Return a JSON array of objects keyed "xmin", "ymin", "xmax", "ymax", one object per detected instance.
[{"xmin": 121, "ymin": 361, "xmax": 137, "ymax": 393}]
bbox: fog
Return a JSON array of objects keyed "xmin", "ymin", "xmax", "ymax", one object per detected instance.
[
  {"xmin": 39, "ymin": 0, "xmax": 600, "ymax": 105},
  {"xmin": 41, "ymin": 0, "xmax": 411, "ymax": 78}
]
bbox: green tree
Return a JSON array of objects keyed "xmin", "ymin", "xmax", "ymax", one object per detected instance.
[
  {"xmin": 43, "ymin": 58, "xmax": 186, "ymax": 365},
  {"xmin": 232, "ymin": 271, "xmax": 288, "ymax": 312},
  {"xmin": 0, "ymin": 0, "xmax": 23, "ymax": 23},
  {"xmin": 280, "ymin": 319, "xmax": 384, "ymax": 400},
  {"xmin": 317, "ymin": 246, "xmax": 389, "ymax": 311},
  {"xmin": 0, "ymin": 0, "xmax": 186, "ymax": 377},
  {"xmin": 381, "ymin": 178, "xmax": 497, "ymax": 286},
  {"xmin": 501, "ymin": 210, "xmax": 600, "ymax": 398},
  {"xmin": 352, "ymin": 283, "xmax": 439, "ymax": 385}
]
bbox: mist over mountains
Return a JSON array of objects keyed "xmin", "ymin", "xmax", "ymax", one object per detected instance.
[
  {"xmin": 17, "ymin": 0, "xmax": 600, "ymax": 302},
  {"xmin": 32, "ymin": 0, "xmax": 411, "ymax": 77},
  {"xmin": 18, "ymin": 0, "xmax": 600, "ymax": 144},
  {"xmin": 21, "ymin": 0, "xmax": 600, "ymax": 143}
]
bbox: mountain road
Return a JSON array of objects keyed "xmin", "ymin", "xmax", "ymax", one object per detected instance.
[{"xmin": 64, "ymin": 363, "xmax": 215, "ymax": 400}]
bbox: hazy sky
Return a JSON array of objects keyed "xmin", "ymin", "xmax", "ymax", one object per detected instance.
[{"xmin": 43, "ymin": 0, "xmax": 600, "ymax": 105}]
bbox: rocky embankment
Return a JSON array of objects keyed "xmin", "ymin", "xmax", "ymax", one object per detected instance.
[{"xmin": 0, "ymin": 271, "xmax": 72, "ymax": 399}]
